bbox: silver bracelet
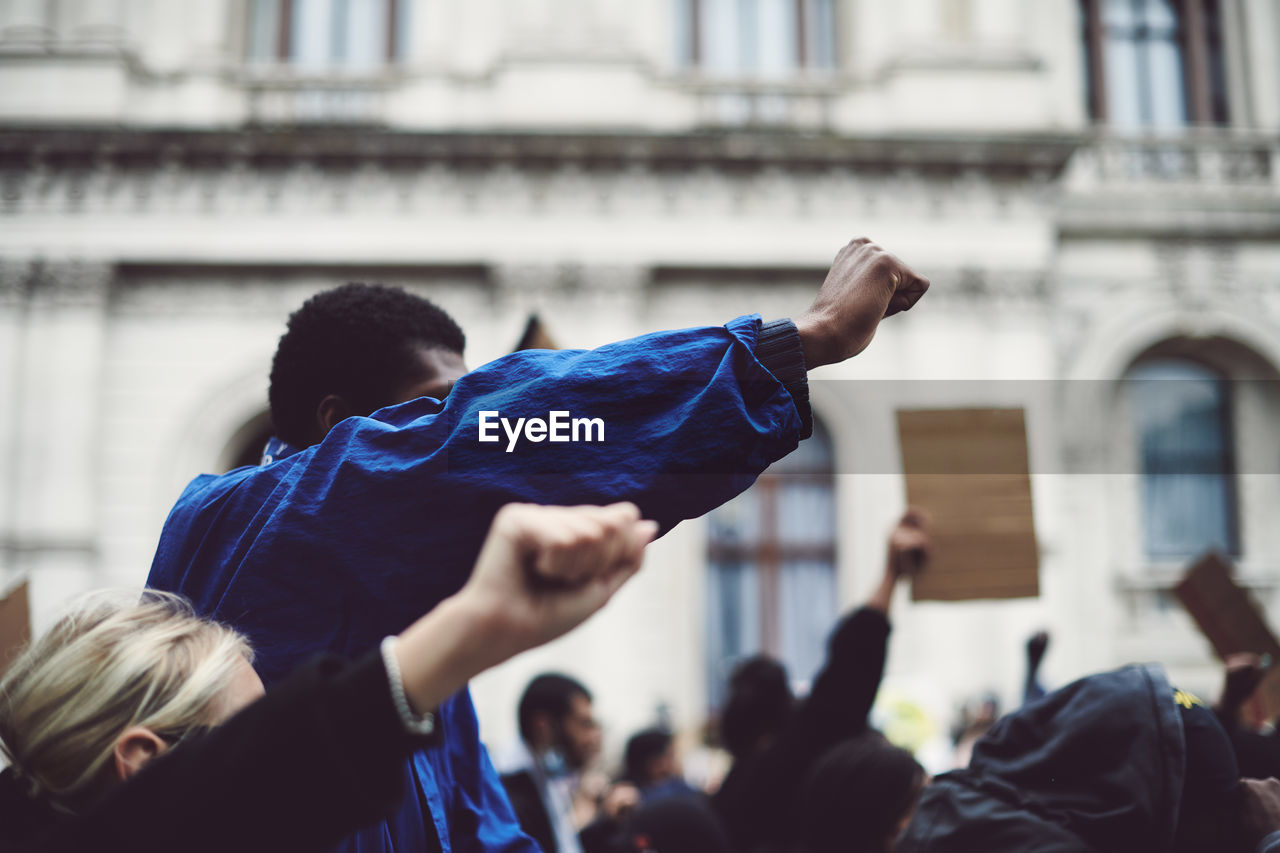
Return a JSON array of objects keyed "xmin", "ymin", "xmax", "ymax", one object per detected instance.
[{"xmin": 380, "ymin": 635, "xmax": 436, "ymax": 736}]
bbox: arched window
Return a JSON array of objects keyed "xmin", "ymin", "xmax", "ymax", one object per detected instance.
[
  {"xmin": 1127, "ymin": 358, "xmax": 1238, "ymax": 558},
  {"xmin": 705, "ymin": 418, "xmax": 836, "ymax": 709}
]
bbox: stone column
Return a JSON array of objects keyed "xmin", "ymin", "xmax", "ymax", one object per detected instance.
[{"xmin": 3, "ymin": 259, "xmax": 111, "ymax": 632}]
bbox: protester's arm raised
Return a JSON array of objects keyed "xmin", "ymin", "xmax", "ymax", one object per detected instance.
[
  {"xmin": 394, "ymin": 502, "xmax": 657, "ymax": 716},
  {"xmin": 866, "ymin": 509, "xmax": 930, "ymax": 616}
]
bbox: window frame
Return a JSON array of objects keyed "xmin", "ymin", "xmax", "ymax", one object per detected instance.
[
  {"xmin": 247, "ymin": 0, "xmax": 405, "ymax": 71},
  {"xmin": 681, "ymin": 0, "xmax": 840, "ymax": 75},
  {"xmin": 1127, "ymin": 357, "xmax": 1241, "ymax": 560},
  {"xmin": 1080, "ymin": 0, "xmax": 1230, "ymax": 127},
  {"xmin": 705, "ymin": 418, "xmax": 837, "ymax": 708}
]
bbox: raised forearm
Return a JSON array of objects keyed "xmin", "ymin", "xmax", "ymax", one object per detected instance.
[
  {"xmin": 394, "ymin": 594, "xmax": 508, "ymax": 716},
  {"xmin": 865, "ymin": 568, "xmax": 898, "ymax": 616}
]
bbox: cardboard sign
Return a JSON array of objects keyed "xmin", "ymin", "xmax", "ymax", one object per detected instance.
[
  {"xmin": 0, "ymin": 581, "xmax": 30, "ymax": 678},
  {"xmin": 897, "ymin": 408, "xmax": 1039, "ymax": 601},
  {"xmin": 1174, "ymin": 552, "xmax": 1280, "ymax": 722}
]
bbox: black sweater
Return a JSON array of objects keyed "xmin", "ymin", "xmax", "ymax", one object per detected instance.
[{"xmin": 0, "ymin": 652, "xmax": 440, "ymax": 853}]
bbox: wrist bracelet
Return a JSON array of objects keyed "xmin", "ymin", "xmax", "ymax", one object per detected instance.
[{"xmin": 380, "ymin": 635, "xmax": 436, "ymax": 736}]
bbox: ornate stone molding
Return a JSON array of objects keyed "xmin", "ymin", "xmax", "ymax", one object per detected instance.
[
  {"xmin": 0, "ymin": 128, "xmax": 1072, "ymax": 224},
  {"xmin": 0, "ymin": 127, "xmax": 1079, "ymax": 177}
]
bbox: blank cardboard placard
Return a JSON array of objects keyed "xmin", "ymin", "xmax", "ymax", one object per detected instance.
[
  {"xmin": 897, "ymin": 408, "xmax": 1039, "ymax": 601},
  {"xmin": 0, "ymin": 581, "xmax": 30, "ymax": 678},
  {"xmin": 1174, "ymin": 552, "xmax": 1280, "ymax": 721}
]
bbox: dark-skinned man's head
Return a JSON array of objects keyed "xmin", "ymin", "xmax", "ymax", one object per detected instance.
[{"xmin": 268, "ymin": 283, "xmax": 467, "ymax": 448}]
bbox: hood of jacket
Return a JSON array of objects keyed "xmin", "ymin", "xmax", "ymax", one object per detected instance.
[{"xmin": 897, "ymin": 664, "xmax": 1185, "ymax": 853}]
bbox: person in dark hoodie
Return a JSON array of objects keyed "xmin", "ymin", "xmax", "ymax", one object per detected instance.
[
  {"xmin": 896, "ymin": 662, "xmax": 1268, "ymax": 853},
  {"xmin": 713, "ymin": 509, "xmax": 930, "ymax": 853}
]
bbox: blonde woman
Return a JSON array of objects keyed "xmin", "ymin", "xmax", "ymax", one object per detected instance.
[{"xmin": 0, "ymin": 502, "xmax": 655, "ymax": 853}]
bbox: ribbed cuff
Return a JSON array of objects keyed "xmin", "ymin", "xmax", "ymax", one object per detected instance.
[{"xmin": 756, "ymin": 317, "xmax": 813, "ymax": 439}]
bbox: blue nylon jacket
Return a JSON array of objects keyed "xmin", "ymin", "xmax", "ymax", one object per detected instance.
[{"xmin": 147, "ymin": 316, "xmax": 806, "ymax": 852}]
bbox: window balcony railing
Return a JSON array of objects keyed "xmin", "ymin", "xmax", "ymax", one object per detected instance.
[
  {"xmin": 241, "ymin": 73, "xmax": 393, "ymax": 125},
  {"xmin": 674, "ymin": 75, "xmax": 840, "ymax": 130},
  {"xmin": 1069, "ymin": 130, "xmax": 1280, "ymax": 192}
]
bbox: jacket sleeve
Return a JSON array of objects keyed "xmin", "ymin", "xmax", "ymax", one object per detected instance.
[
  {"xmin": 433, "ymin": 314, "xmax": 810, "ymax": 522},
  {"xmin": 311, "ymin": 313, "xmax": 810, "ymax": 530},
  {"xmin": 798, "ymin": 606, "xmax": 892, "ymax": 741},
  {"xmin": 41, "ymin": 652, "xmax": 438, "ymax": 853}
]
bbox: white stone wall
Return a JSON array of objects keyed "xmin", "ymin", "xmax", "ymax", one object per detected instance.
[
  {"xmin": 2, "ymin": 0, "xmax": 1279, "ymax": 770},
  {"xmin": 0, "ymin": 0, "xmax": 1099, "ymax": 132}
]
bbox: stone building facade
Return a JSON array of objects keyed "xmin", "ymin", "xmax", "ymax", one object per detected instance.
[{"xmin": 2, "ymin": 0, "xmax": 1279, "ymax": 762}]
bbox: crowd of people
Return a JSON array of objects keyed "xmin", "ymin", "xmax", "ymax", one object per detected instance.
[{"xmin": 0, "ymin": 236, "xmax": 1277, "ymax": 852}]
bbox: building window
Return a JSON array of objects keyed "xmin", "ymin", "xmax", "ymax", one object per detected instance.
[
  {"xmin": 1081, "ymin": 0, "xmax": 1229, "ymax": 129},
  {"xmin": 247, "ymin": 0, "xmax": 408, "ymax": 71},
  {"xmin": 1127, "ymin": 359, "xmax": 1238, "ymax": 559},
  {"xmin": 679, "ymin": 0, "xmax": 838, "ymax": 76},
  {"xmin": 705, "ymin": 419, "xmax": 836, "ymax": 709}
]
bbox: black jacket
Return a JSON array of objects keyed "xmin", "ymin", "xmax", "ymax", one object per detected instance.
[
  {"xmin": 500, "ymin": 769, "xmax": 558, "ymax": 853},
  {"xmin": 898, "ymin": 664, "xmax": 1188, "ymax": 853}
]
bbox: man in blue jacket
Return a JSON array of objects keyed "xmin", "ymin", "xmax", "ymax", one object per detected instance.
[{"xmin": 147, "ymin": 237, "xmax": 929, "ymax": 852}]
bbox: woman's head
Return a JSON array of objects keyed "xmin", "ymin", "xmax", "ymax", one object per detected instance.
[{"xmin": 0, "ymin": 590, "xmax": 262, "ymax": 811}]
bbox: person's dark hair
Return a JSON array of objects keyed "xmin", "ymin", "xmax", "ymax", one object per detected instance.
[
  {"xmin": 719, "ymin": 656, "xmax": 793, "ymax": 760},
  {"xmin": 268, "ymin": 283, "xmax": 465, "ymax": 447},
  {"xmin": 624, "ymin": 727, "xmax": 674, "ymax": 787},
  {"xmin": 791, "ymin": 733, "xmax": 925, "ymax": 853},
  {"xmin": 612, "ymin": 796, "xmax": 730, "ymax": 853},
  {"xmin": 518, "ymin": 673, "xmax": 591, "ymax": 743}
]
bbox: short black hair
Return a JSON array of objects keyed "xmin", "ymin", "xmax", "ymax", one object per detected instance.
[
  {"xmin": 624, "ymin": 727, "xmax": 674, "ymax": 785},
  {"xmin": 518, "ymin": 673, "xmax": 591, "ymax": 743},
  {"xmin": 268, "ymin": 283, "xmax": 465, "ymax": 447}
]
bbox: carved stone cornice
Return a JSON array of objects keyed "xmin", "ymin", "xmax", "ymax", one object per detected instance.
[
  {"xmin": 0, "ymin": 127, "xmax": 1073, "ymax": 225},
  {"xmin": 0, "ymin": 126, "xmax": 1080, "ymax": 177}
]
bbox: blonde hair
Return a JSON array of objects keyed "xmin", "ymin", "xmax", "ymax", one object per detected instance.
[{"xmin": 0, "ymin": 589, "xmax": 253, "ymax": 811}]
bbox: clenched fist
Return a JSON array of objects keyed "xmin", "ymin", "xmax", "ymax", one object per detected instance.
[{"xmin": 796, "ymin": 238, "xmax": 929, "ymax": 368}]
